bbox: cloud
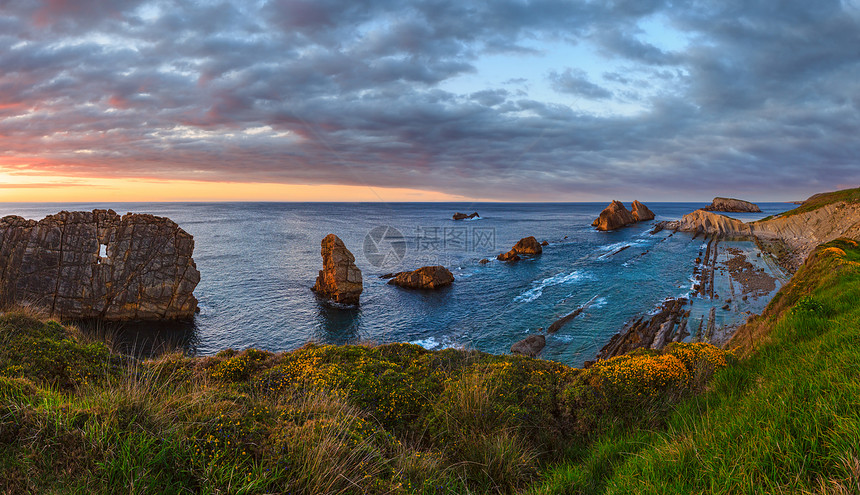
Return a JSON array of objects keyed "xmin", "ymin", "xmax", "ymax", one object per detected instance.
[
  {"xmin": 0, "ymin": 0, "xmax": 858, "ymax": 201},
  {"xmin": 548, "ymin": 69, "xmax": 614, "ymax": 99}
]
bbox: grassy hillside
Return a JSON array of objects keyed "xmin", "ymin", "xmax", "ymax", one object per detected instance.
[
  {"xmin": 780, "ymin": 187, "xmax": 860, "ymax": 218},
  {"xmin": 0, "ymin": 309, "xmax": 729, "ymax": 494},
  {"xmin": 532, "ymin": 239, "xmax": 860, "ymax": 494},
  {"xmin": 1, "ymin": 239, "xmax": 858, "ymax": 494}
]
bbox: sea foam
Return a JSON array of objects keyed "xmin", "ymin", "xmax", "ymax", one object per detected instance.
[{"xmin": 514, "ymin": 270, "xmax": 591, "ymax": 303}]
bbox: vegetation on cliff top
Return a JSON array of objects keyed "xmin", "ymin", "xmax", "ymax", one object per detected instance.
[
  {"xmin": 778, "ymin": 186, "xmax": 860, "ymax": 218},
  {"xmin": 0, "ymin": 306, "xmax": 729, "ymax": 494},
  {"xmin": 533, "ymin": 238, "xmax": 860, "ymax": 494},
  {"xmin": 1, "ymin": 238, "xmax": 859, "ymax": 493}
]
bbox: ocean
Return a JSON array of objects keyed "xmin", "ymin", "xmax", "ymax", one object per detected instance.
[{"xmin": 0, "ymin": 202, "xmax": 793, "ymax": 367}]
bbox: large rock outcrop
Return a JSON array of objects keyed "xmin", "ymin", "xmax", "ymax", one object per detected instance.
[
  {"xmin": 592, "ymin": 200, "xmax": 654, "ymax": 231},
  {"xmin": 0, "ymin": 210, "xmax": 200, "ymax": 321},
  {"xmin": 703, "ymin": 197, "xmax": 761, "ymax": 213},
  {"xmin": 676, "ymin": 210, "xmax": 751, "ymax": 236},
  {"xmin": 312, "ymin": 234, "xmax": 363, "ymax": 305},
  {"xmin": 453, "ymin": 212, "xmax": 480, "ymax": 220},
  {"xmin": 497, "ymin": 236, "xmax": 543, "ymax": 261},
  {"xmin": 511, "ymin": 334, "xmax": 545, "ymax": 357},
  {"xmin": 387, "ymin": 266, "xmax": 454, "ymax": 290},
  {"xmin": 631, "ymin": 200, "xmax": 656, "ymax": 222}
]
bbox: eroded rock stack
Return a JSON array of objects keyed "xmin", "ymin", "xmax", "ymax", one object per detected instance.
[
  {"xmin": 387, "ymin": 266, "xmax": 454, "ymax": 290},
  {"xmin": 631, "ymin": 200, "xmax": 656, "ymax": 221},
  {"xmin": 592, "ymin": 200, "xmax": 654, "ymax": 231},
  {"xmin": 312, "ymin": 234, "xmax": 363, "ymax": 305},
  {"xmin": 0, "ymin": 210, "xmax": 200, "ymax": 320},
  {"xmin": 497, "ymin": 236, "xmax": 542, "ymax": 261},
  {"xmin": 703, "ymin": 197, "xmax": 761, "ymax": 213},
  {"xmin": 453, "ymin": 212, "xmax": 480, "ymax": 220}
]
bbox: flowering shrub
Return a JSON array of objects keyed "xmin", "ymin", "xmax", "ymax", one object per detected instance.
[{"xmin": 563, "ymin": 343, "xmax": 732, "ymax": 432}]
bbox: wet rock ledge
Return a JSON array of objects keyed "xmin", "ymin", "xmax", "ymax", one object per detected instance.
[{"xmin": 0, "ymin": 210, "xmax": 200, "ymax": 321}]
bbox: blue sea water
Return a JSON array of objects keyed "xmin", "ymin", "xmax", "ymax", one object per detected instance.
[{"xmin": 0, "ymin": 202, "xmax": 793, "ymax": 366}]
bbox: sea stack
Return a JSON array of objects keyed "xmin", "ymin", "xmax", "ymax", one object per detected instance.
[
  {"xmin": 387, "ymin": 266, "xmax": 454, "ymax": 289},
  {"xmin": 592, "ymin": 200, "xmax": 655, "ymax": 231},
  {"xmin": 312, "ymin": 234, "xmax": 363, "ymax": 305},
  {"xmin": 0, "ymin": 210, "xmax": 200, "ymax": 321},
  {"xmin": 631, "ymin": 200, "xmax": 656, "ymax": 222},
  {"xmin": 453, "ymin": 212, "xmax": 480, "ymax": 220},
  {"xmin": 497, "ymin": 236, "xmax": 543, "ymax": 261},
  {"xmin": 703, "ymin": 197, "xmax": 761, "ymax": 213}
]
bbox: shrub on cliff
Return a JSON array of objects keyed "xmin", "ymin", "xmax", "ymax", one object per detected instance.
[{"xmin": 0, "ymin": 311, "xmax": 733, "ymax": 494}]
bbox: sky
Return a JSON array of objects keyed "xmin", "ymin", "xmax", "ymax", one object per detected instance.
[{"xmin": 1, "ymin": 0, "xmax": 859, "ymax": 202}]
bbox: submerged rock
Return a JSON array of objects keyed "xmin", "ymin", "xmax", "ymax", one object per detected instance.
[
  {"xmin": 511, "ymin": 334, "xmax": 545, "ymax": 357},
  {"xmin": 453, "ymin": 212, "xmax": 480, "ymax": 220},
  {"xmin": 0, "ymin": 209, "xmax": 200, "ymax": 321},
  {"xmin": 592, "ymin": 200, "xmax": 654, "ymax": 231},
  {"xmin": 497, "ymin": 236, "xmax": 542, "ymax": 261},
  {"xmin": 387, "ymin": 266, "xmax": 454, "ymax": 290},
  {"xmin": 312, "ymin": 234, "xmax": 363, "ymax": 305},
  {"xmin": 704, "ymin": 197, "xmax": 761, "ymax": 213}
]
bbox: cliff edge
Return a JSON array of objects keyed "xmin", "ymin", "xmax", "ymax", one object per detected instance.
[
  {"xmin": 668, "ymin": 188, "xmax": 860, "ymax": 271},
  {"xmin": 0, "ymin": 209, "xmax": 200, "ymax": 321}
]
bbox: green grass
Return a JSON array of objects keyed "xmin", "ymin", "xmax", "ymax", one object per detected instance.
[
  {"xmin": 0, "ymin": 309, "xmax": 731, "ymax": 494},
  {"xmin": 774, "ymin": 187, "xmax": 860, "ymax": 218},
  {"xmin": 2, "ymin": 239, "xmax": 858, "ymax": 493},
  {"xmin": 530, "ymin": 238, "xmax": 860, "ymax": 494}
]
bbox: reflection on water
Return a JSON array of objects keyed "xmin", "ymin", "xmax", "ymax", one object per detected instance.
[
  {"xmin": 76, "ymin": 318, "xmax": 200, "ymax": 358},
  {"xmin": 314, "ymin": 300, "xmax": 362, "ymax": 345}
]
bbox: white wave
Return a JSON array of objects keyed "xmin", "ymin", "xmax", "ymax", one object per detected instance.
[
  {"xmin": 410, "ymin": 337, "xmax": 441, "ymax": 349},
  {"xmin": 589, "ymin": 297, "xmax": 608, "ymax": 309},
  {"xmin": 463, "ymin": 216, "xmax": 482, "ymax": 221},
  {"xmin": 597, "ymin": 241, "xmax": 631, "ymax": 252},
  {"xmin": 514, "ymin": 270, "xmax": 591, "ymax": 303},
  {"xmin": 410, "ymin": 336, "xmax": 461, "ymax": 350}
]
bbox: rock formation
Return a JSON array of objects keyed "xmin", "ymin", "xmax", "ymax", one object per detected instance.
[
  {"xmin": 703, "ymin": 197, "xmax": 761, "ymax": 213},
  {"xmin": 592, "ymin": 200, "xmax": 655, "ymax": 231},
  {"xmin": 453, "ymin": 212, "xmax": 480, "ymax": 220},
  {"xmin": 663, "ymin": 192, "xmax": 860, "ymax": 271},
  {"xmin": 312, "ymin": 234, "xmax": 363, "ymax": 305},
  {"xmin": 631, "ymin": 200, "xmax": 656, "ymax": 221},
  {"xmin": 387, "ymin": 266, "xmax": 454, "ymax": 290},
  {"xmin": 0, "ymin": 210, "xmax": 200, "ymax": 321},
  {"xmin": 596, "ymin": 298, "xmax": 689, "ymax": 361},
  {"xmin": 675, "ymin": 210, "xmax": 751, "ymax": 236},
  {"xmin": 497, "ymin": 236, "xmax": 542, "ymax": 261},
  {"xmin": 511, "ymin": 334, "xmax": 545, "ymax": 357}
]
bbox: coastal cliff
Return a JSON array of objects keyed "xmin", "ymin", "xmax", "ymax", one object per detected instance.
[
  {"xmin": 0, "ymin": 210, "xmax": 199, "ymax": 320},
  {"xmin": 667, "ymin": 188, "xmax": 860, "ymax": 271}
]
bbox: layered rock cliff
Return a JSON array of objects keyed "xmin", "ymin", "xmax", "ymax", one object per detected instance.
[
  {"xmin": 703, "ymin": 197, "xmax": 761, "ymax": 213},
  {"xmin": 668, "ymin": 190, "xmax": 860, "ymax": 271},
  {"xmin": 0, "ymin": 210, "xmax": 200, "ymax": 320}
]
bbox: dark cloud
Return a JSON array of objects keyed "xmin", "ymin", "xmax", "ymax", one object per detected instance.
[{"xmin": 0, "ymin": 0, "xmax": 858, "ymax": 200}]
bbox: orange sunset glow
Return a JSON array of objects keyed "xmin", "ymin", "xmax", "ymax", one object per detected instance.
[{"xmin": 0, "ymin": 174, "xmax": 480, "ymax": 203}]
